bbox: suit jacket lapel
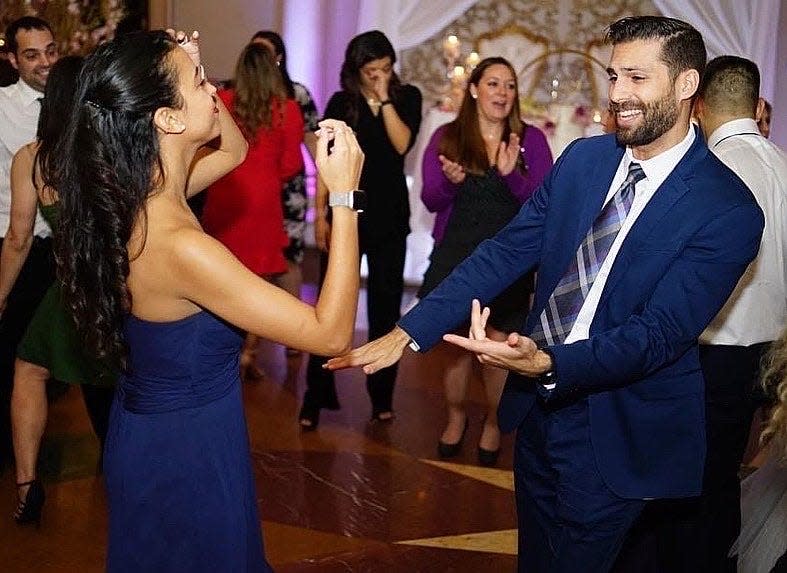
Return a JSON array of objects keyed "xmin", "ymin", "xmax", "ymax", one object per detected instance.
[
  {"xmin": 546, "ymin": 147, "xmax": 624, "ymax": 291},
  {"xmin": 595, "ymin": 129, "xmax": 709, "ymax": 314}
]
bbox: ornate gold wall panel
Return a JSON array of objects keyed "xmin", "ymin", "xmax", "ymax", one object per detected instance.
[{"xmin": 400, "ymin": 0, "xmax": 659, "ymax": 109}]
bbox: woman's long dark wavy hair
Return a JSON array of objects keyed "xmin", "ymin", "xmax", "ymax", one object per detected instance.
[
  {"xmin": 438, "ymin": 57, "xmax": 524, "ymax": 176},
  {"xmin": 52, "ymin": 30, "xmax": 181, "ymax": 368},
  {"xmin": 233, "ymin": 43, "xmax": 286, "ymax": 141},
  {"xmin": 34, "ymin": 55, "xmax": 84, "ymax": 195},
  {"xmin": 251, "ymin": 30, "xmax": 296, "ymax": 99},
  {"xmin": 339, "ymin": 30, "xmax": 402, "ymax": 128}
]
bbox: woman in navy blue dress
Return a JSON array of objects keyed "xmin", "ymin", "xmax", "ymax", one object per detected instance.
[{"xmin": 50, "ymin": 30, "xmax": 364, "ymax": 571}]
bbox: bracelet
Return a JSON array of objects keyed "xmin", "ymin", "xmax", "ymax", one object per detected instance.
[{"xmin": 380, "ymin": 100, "xmax": 392, "ymax": 107}]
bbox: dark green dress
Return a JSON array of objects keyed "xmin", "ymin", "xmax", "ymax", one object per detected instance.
[{"xmin": 16, "ymin": 203, "xmax": 114, "ymax": 386}]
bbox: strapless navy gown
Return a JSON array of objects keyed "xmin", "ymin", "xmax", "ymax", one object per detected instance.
[{"xmin": 103, "ymin": 311, "xmax": 271, "ymax": 572}]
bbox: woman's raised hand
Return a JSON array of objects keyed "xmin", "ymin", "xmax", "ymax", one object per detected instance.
[
  {"xmin": 166, "ymin": 29, "xmax": 201, "ymax": 67},
  {"xmin": 497, "ymin": 132, "xmax": 521, "ymax": 176},
  {"xmin": 438, "ymin": 154, "xmax": 466, "ymax": 185},
  {"xmin": 315, "ymin": 120, "xmax": 364, "ymax": 193}
]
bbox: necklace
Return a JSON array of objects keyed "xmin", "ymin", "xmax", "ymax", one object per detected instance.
[{"xmin": 367, "ymin": 97, "xmax": 381, "ymax": 107}]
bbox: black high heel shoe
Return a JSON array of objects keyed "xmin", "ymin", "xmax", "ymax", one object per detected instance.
[
  {"xmin": 477, "ymin": 446, "xmax": 500, "ymax": 467},
  {"xmin": 438, "ymin": 417, "xmax": 468, "ymax": 458},
  {"xmin": 298, "ymin": 403, "xmax": 320, "ymax": 431},
  {"xmin": 477, "ymin": 416, "xmax": 501, "ymax": 466},
  {"xmin": 14, "ymin": 479, "xmax": 45, "ymax": 526}
]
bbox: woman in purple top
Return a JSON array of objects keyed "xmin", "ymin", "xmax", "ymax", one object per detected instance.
[{"xmin": 419, "ymin": 57, "xmax": 552, "ymax": 466}]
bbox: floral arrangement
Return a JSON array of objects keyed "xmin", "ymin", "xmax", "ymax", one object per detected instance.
[{"xmin": 1, "ymin": 0, "xmax": 126, "ymax": 56}]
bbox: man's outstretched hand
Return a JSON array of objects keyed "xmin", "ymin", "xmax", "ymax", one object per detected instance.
[
  {"xmin": 325, "ymin": 326, "xmax": 411, "ymax": 374},
  {"xmin": 443, "ymin": 299, "xmax": 551, "ymax": 377}
]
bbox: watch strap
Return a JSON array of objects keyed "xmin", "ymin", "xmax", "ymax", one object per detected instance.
[{"xmin": 538, "ymin": 347, "xmax": 557, "ymax": 388}]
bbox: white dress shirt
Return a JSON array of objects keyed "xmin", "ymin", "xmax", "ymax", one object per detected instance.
[
  {"xmin": 699, "ymin": 118, "xmax": 787, "ymax": 346},
  {"xmin": 0, "ymin": 78, "xmax": 50, "ymax": 238},
  {"xmin": 564, "ymin": 126, "xmax": 696, "ymax": 344}
]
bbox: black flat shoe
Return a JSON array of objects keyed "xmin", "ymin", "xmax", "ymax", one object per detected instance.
[
  {"xmin": 438, "ymin": 418, "xmax": 468, "ymax": 459},
  {"xmin": 14, "ymin": 479, "xmax": 44, "ymax": 526},
  {"xmin": 477, "ymin": 446, "xmax": 500, "ymax": 467},
  {"xmin": 298, "ymin": 404, "xmax": 320, "ymax": 432}
]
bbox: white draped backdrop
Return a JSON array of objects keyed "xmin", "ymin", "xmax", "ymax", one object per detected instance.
[{"xmin": 652, "ymin": 0, "xmax": 780, "ymax": 101}]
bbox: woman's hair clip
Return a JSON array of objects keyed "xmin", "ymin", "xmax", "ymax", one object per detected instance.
[{"xmin": 85, "ymin": 100, "xmax": 103, "ymax": 111}]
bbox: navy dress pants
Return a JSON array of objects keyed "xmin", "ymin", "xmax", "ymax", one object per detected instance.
[{"xmin": 515, "ymin": 398, "xmax": 646, "ymax": 572}]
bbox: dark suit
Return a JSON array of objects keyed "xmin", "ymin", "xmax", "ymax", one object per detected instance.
[{"xmin": 399, "ymin": 128, "xmax": 764, "ymax": 571}]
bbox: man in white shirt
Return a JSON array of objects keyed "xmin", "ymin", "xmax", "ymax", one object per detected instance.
[
  {"xmin": 0, "ymin": 16, "xmax": 58, "ymax": 468},
  {"xmin": 682, "ymin": 55, "xmax": 787, "ymax": 572}
]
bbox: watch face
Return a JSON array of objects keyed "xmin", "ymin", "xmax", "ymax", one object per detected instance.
[{"xmin": 352, "ymin": 191, "xmax": 367, "ymax": 212}]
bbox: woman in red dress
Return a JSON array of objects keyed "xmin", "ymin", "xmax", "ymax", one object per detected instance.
[{"xmin": 201, "ymin": 43, "xmax": 303, "ymax": 379}]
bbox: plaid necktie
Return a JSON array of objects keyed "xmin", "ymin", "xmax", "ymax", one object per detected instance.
[{"xmin": 530, "ymin": 162, "xmax": 645, "ymax": 346}]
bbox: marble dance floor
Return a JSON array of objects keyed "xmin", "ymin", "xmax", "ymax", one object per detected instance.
[{"xmin": 0, "ymin": 282, "xmax": 519, "ymax": 572}]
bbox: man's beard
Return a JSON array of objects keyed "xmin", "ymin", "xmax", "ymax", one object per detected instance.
[{"xmin": 611, "ymin": 89, "xmax": 679, "ymax": 147}]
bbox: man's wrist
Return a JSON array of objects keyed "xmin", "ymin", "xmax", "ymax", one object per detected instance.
[
  {"xmin": 537, "ymin": 347, "xmax": 556, "ymax": 388},
  {"xmin": 391, "ymin": 326, "xmax": 415, "ymax": 351}
]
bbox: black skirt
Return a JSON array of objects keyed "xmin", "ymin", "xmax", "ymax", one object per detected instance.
[{"xmin": 419, "ymin": 168, "xmax": 533, "ymax": 334}]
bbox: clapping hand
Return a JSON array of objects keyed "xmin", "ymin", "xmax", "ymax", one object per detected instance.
[
  {"xmin": 167, "ymin": 29, "xmax": 201, "ymax": 67},
  {"xmin": 497, "ymin": 132, "xmax": 521, "ymax": 176},
  {"xmin": 438, "ymin": 155, "xmax": 466, "ymax": 185}
]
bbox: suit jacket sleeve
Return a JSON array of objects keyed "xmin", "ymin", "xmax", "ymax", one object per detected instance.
[{"xmin": 549, "ymin": 199, "xmax": 764, "ymax": 397}]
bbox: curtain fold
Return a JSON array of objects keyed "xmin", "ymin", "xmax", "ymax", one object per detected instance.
[
  {"xmin": 356, "ymin": 0, "xmax": 479, "ymax": 52},
  {"xmin": 652, "ymin": 0, "xmax": 780, "ymax": 99}
]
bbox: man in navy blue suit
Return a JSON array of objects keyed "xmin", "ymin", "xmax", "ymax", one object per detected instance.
[{"xmin": 328, "ymin": 16, "xmax": 764, "ymax": 572}]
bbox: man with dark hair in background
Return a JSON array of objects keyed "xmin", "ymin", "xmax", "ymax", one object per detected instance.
[
  {"xmin": 0, "ymin": 16, "xmax": 58, "ymax": 469},
  {"xmin": 683, "ymin": 55, "xmax": 785, "ymax": 572}
]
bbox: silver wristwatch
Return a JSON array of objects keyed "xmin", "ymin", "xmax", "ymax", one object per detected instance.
[{"xmin": 328, "ymin": 190, "xmax": 366, "ymax": 212}]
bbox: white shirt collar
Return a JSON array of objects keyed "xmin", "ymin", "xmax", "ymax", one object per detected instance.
[
  {"xmin": 707, "ymin": 118, "xmax": 761, "ymax": 149},
  {"xmin": 623, "ymin": 125, "xmax": 696, "ymax": 191},
  {"xmin": 14, "ymin": 78, "xmax": 43, "ymax": 107}
]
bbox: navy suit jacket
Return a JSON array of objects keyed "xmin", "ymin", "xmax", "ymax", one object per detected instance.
[{"xmin": 400, "ymin": 128, "xmax": 764, "ymax": 500}]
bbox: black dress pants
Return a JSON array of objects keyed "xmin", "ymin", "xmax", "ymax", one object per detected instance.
[
  {"xmin": 304, "ymin": 231, "xmax": 406, "ymax": 417},
  {"xmin": 0, "ymin": 237, "xmax": 55, "ymax": 469},
  {"xmin": 613, "ymin": 342, "xmax": 768, "ymax": 572}
]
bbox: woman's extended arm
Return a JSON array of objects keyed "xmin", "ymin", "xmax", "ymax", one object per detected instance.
[
  {"xmin": 0, "ymin": 145, "xmax": 40, "ymax": 316},
  {"xmin": 172, "ymin": 121, "xmax": 364, "ymax": 355}
]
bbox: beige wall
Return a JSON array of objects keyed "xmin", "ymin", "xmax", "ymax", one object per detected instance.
[
  {"xmin": 148, "ymin": 0, "xmax": 285, "ymax": 81},
  {"xmin": 772, "ymin": 3, "xmax": 787, "ymax": 149}
]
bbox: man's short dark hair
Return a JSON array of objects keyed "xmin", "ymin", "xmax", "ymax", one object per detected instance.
[
  {"xmin": 5, "ymin": 16, "xmax": 52, "ymax": 55},
  {"xmin": 607, "ymin": 16, "xmax": 706, "ymax": 81},
  {"xmin": 699, "ymin": 55, "xmax": 760, "ymax": 116}
]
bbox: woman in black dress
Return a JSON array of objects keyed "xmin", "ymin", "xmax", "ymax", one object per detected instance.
[{"xmin": 300, "ymin": 30, "xmax": 422, "ymax": 428}]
